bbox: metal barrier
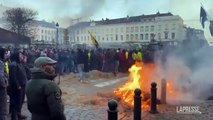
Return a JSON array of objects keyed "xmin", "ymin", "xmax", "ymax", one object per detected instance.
[
  {"xmin": 150, "ymin": 82, "xmax": 158, "ymax": 113},
  {"xmin": 134, "ymin": 88, "xmax": 142, "ymax": 120},
  {"xmin": 108, "ymin": 99, "xmax": 118, "ymax": 120}
]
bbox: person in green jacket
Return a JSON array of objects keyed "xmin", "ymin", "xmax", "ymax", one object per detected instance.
[{"xmin": 26, "ymin": 57, "xmax": 66, "ymax": 120}]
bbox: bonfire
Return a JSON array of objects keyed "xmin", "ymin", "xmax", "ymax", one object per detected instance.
[{"xmin": 114, "ymin": 61, "xmax": 157, "ymax": 109}]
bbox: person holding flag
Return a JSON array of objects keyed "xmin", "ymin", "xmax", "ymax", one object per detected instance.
[{"xmin": 88, "ymin": 31, "xmax": 99, "ymax": 48}]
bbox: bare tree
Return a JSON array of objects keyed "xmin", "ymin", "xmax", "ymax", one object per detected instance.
[{"xmin": 3, "ymin": 7, "xmax": 38, "ymax": 36}]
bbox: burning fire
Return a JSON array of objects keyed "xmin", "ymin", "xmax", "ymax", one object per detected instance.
[
  {"xmin": 114, "ymin": 61, "xmax": 156, "ymax": 108},
  {"xmin": 114, "ymin": 61, "xmax": 183, "ymax": 108},
  {"xmin": 166, "ymin": 80, "xmax": 181, "ymax": 97}
]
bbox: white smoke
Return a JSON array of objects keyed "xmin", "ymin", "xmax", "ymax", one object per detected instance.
[{"xmin": 153, "ymin": 44, "xmax": 213, "ymax": 105}]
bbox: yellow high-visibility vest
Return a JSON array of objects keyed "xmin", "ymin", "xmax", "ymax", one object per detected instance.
[
  {"xmin": 137, "ymin": 51, "xmax": 142, "ymax": 61},
  {"xmin": 132, "ymin": 52, "xmax": 137, "ymax": 60},
  {"xmin": 4, "ymin": 61, "xmax": 9, "ymax": 76},
  {"xmin": 88, "ymin": 52, "xmax": 91, "ymax": 61},
  {"xmin": 125, "ymin": 51, "xmax": 129, "ymax": 59}
]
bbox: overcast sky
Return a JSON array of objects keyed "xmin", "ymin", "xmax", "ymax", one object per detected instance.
[{"xmin": 0, "ymin": 0, "xmax": 213, "ymax": 41}]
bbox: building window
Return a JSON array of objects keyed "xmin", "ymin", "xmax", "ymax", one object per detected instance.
[
  {"xmin": 135, "ymin": 27, "xmax": 139, "ymax": 32},
  {"xmin": 131, "ymin": 34, "xmax": 134, "ymax": 40},
  {"xmin": 106, "ymin": 35, "xmax": 109, "ymax": 41},
  {"xmin": 42, "ymin": 35, "xmax": 44, "ymax": 40},
  {"xmin": 140, "ymin": 34, "xmax": 144, "ymax": 40},
  {"xmin": 164, "ymin": 32, "xmax": 168, "ymax": 39},
  {"xmin": 135, "ymin": 34, "xmax": 138, "ymax": 40},
  {"xmin": 131, "ymin": 27, "xmax": 134, "ymax": 33},
  {"xmin": 145, "ymin": 34, "xmax": 149, "ymax": 40},
  {"xmin": 172, "ymin": 24, "xmax": 176, "ymax": 30},
  {"xmin": 150, "ymin": 33, "xmax": 155, "ymax": 41},
  {"xmin": 151, "ymin": 26, "xmax": 155, "ymax": 32},
  {"xmin": 140, "ymin": 26, "xmax": 144, "ymax": 32},
  {"xmin": 145, "ymin": 26, "xmax": 149, "ymax": 32},
  {"xmin": 41, "ymin": 30, "xmax": 43, "ymax": 33},
  {"xmin": 45, "ymin": 36, "xmax": 47, "ymax": 40},
  {"xmin": 121, "ymin": 35, "xmax": 123, "ymax": 40},
  {"xmin": 102, "ymin": 37, "xmax": 104, "ymax": 41},
  {"xmin": 110, "ymin": 34, "xmax": 113, "ymax": 40},
  {"xmin": 158, "ymin": 33, "xmax": 161, "ymax": 40},
  {"xmin": 126, "ymin": 27, "xmax": 130, "ymax": 33},
  {"xmin": 116, "ymin": 34, "xmax": 118, "ymax": 40},
  {"xmin": 84, "ymin": 36, "xmax": 86, "ymax": 41},
  {"xmin": 126, "ymin": 34, "xmax": 129, "ymax": 40},
  {"xmin": 77, "ymin": 37, "xmax": 79, "ymax": 41},
  {"xmin": 172, "ymin": 33, "xmax": 175, "ymax": 39}
]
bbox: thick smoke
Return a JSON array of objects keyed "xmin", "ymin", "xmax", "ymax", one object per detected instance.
[
  {"xmin": 124, "ymin": 0, "xmax": 139, "ymax": 15},
  {"xmin": 79, "ymin": 0, "xmax": 106, "ymax": 18},
  {"xmin": 153, "ymin": 40, "xmax": 213, "ymax": 104},
  {"xmin": 53, "ymin": 0, "xmax": 106, "ymax": 27}
]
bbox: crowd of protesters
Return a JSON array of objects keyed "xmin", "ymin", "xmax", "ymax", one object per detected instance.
[
  {"xmin": 0, "ymin": 45, "xmax": 143, "ymax": 120},
  {"xmin": 11, "ymin": 46, "xmax": 143, "ymax": 80}
]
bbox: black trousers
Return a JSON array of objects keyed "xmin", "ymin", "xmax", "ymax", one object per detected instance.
[
  {"xmin": 0, "ymin": 87, "xmax": 7, "ymax": 120},
  {"xmin": 8, "ymin": 86, "xmax": 25, "ymax": 120}
]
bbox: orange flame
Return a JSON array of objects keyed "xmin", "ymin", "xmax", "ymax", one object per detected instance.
[
  {"xmin": 166, "ymin": 80, "xmax": 181, "ymax": 97},
  {"xmin": 114, "ymin": 61, "xmax": 156, "ymax": 108},
  {"xmin": 114, "ymin": 61, "xmax": 184, "ymax": 108}
]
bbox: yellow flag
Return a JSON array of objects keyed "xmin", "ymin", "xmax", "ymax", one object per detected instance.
[{"xmin": 88, "ymin": 31, "xmax": 99, "ymax": 48}]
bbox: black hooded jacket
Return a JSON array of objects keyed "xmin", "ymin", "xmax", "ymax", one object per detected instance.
[
  {"xmin": 0, "ymin": 47, "xmax": 8, "ymax": 89},
  {"xmin": 0, "ymin": 47, "xmax": 5, "ymax": 60},
  {"xmin": 9, "ymin": 52, "xmax": 27, "ymax": 89},
  {"xmin": 76, "ymin": 49, "xmax": 86, "ymax": 64}
]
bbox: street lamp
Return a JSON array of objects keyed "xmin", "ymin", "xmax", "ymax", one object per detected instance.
[{"xmin": 56, "ymin": 22, "xmax": 59, "ymax": 47}]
